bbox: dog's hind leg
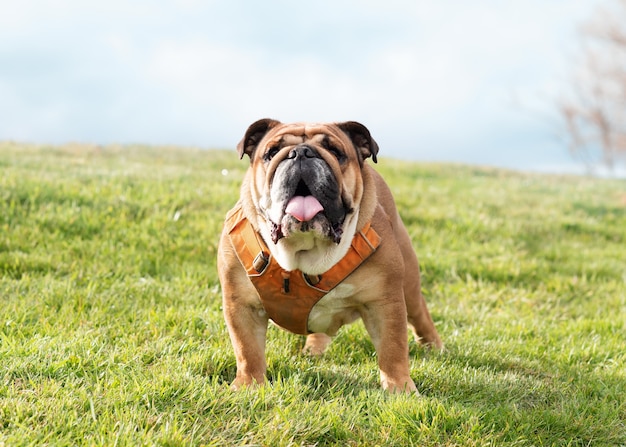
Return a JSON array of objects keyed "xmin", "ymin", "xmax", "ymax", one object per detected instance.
[
  {"xmin": 399, "ymin": 233, "xmax": 443, "ymax": 349},
  {"xmin": 302, "ymin": 333, "xmax": 333, "ymax": 356}
]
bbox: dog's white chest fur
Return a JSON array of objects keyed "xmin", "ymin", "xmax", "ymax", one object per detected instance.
[
  {"xmin": 259, "ymin": 215, "xmax": 358, "ymax": 276},
  {"xmin": 307, "ymin": 283, "xmax": 359, "ymax": 334}
]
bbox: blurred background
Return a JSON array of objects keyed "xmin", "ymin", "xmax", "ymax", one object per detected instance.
[{"xmin": 1, "ymin": 0, "xmax": 624, "ymax": 176}]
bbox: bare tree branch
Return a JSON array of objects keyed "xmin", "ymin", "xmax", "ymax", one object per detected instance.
[{"xmin": 558, "ymin": 0, "xmax": 626, "ymax": 171}]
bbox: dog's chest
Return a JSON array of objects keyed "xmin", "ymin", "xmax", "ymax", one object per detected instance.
[{"xmin": 307, "ymin": 283, "xmax": 360, "ymax": 334}]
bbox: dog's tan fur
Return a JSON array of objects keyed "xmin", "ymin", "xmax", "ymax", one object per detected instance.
[{"xmin": 218, "ymin": 119, "xmax": 442, "ymax": 393}]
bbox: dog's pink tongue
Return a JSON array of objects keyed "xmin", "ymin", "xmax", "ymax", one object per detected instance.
[{"xmin": 285, "ymin": 195, "xmax": 324, "ymax": 222}]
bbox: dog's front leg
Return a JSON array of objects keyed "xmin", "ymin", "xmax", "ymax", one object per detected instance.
[
  {"xmin": 223, "ymin": 299, "xmax": 269, "ymax": 390},
  {"xmin": 360, "ymin": 300, "xmax": 417, "ymax": 394}
]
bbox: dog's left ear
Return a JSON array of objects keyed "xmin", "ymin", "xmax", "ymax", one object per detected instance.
[
  {"xmin": 237, "ymin": 118, "xmax": 281, "ymax": 160},
  {"xmin": 337, "ymin": 121, "xmax": 379, "ymax": 164}
]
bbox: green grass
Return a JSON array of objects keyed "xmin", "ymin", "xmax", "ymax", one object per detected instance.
[{"xmin": 1, "ymin": 142, "xmax": 625, "ymax": 446}]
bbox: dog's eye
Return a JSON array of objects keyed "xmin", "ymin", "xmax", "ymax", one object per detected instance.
[
  {"xmin": 264, "ymin": 146, "xmax": 280, "ymax": 162},
  {"xmin": 327, "ymin": 145, "xmax": 346, "ymax": 163},
  {"xmin": 322, "ymin": 136, "xmax": 346, "ymax": 163}
]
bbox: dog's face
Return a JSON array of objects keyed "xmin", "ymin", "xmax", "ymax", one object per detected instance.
[{"xmin": 237, "ymin": 119, "xmax": 379, "ymax": 274}]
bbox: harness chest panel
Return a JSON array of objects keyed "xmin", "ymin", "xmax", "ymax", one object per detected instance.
[{"xmin": 225, "ymin": 204, "xmax": 381, "ymax": 334}]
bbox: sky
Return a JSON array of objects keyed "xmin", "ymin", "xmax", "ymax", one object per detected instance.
[{"xmin": 0, "ymin": 0, "xmax": 608, "ymax": 173}]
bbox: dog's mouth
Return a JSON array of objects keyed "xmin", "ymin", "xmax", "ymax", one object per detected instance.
[
  {"xmin": 269, "ymin": 180, "xmax": 346, "ymax": 245},
  {"xmin": 285, "ymin": 180, "xmax": 324, "ymax": 222}
]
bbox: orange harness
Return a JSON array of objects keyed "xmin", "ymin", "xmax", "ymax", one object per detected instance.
[{"xmin": 225, "ymin": 204, "xmax": 381, "ymax": 334}]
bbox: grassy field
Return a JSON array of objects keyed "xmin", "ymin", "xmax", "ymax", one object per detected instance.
[{"xmin": 1, "ymin": 142, "xmax": 625, "ymax": 446}]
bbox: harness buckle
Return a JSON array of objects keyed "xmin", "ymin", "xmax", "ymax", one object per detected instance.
[
  {"xmin": 252, "ymin": 251, "xmax": 269, "ymax": 273},
  {"xmin": 304, "ymin": 274, "xmax": 321, "ymax": 286}
]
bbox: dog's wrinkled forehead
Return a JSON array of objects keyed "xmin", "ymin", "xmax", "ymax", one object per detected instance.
[
  {"xmin": 268, "ymin": 130, "xmax": 321, "ymax": 149},
  {"xmin": 264, "ymin": 123, "xmax": 349, "ymax": 149}
]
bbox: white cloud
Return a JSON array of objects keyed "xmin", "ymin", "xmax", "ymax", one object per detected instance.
[{"xmin": 0, "ymin": 0, "xmax": 607, "ymax": 170}]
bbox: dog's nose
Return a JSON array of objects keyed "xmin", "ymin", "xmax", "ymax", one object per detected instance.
[{"xmin": 288, "ymin": 145, "xmax": 317, "ymax": 160}]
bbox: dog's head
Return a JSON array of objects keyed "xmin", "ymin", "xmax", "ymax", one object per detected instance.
[{"xmin": 237, "ymin": 119, "xmax": 378, "ymax": 273}]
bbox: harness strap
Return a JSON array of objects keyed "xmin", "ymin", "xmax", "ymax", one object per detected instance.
[
  {"xmin": 226, "ymin": 205, "xmax": 270, "ymax": 275},
  {"xmin": 225, "ymin": 203, "xmax": 381, "ymax": 334}
]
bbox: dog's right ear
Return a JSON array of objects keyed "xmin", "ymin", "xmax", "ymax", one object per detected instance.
[{"xmin": 237, "ymin": 118, "xmax": 281, "ymax": 160}]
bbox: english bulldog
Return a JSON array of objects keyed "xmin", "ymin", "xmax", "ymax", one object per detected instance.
[{"xmin": 217, "ymin": 119, "xmax": 442, "ymax": 393}]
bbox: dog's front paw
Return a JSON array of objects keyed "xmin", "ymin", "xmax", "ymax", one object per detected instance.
[
  {"xmin": 381, "ymin": 377, "xmax": 419, "ymax": 395},
  {"xmin": 231, "ymin": 373, "xmax": 265, "ymax": 390}
]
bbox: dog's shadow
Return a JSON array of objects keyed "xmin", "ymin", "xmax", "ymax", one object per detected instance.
[{"xmin": 262, "ymin": 328, "xmax": 441, "ymax": 397}]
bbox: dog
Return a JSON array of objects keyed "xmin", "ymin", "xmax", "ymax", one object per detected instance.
[{"xmin": 217, "ymin": 119, "xmax": 442, "ymax": 393}]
